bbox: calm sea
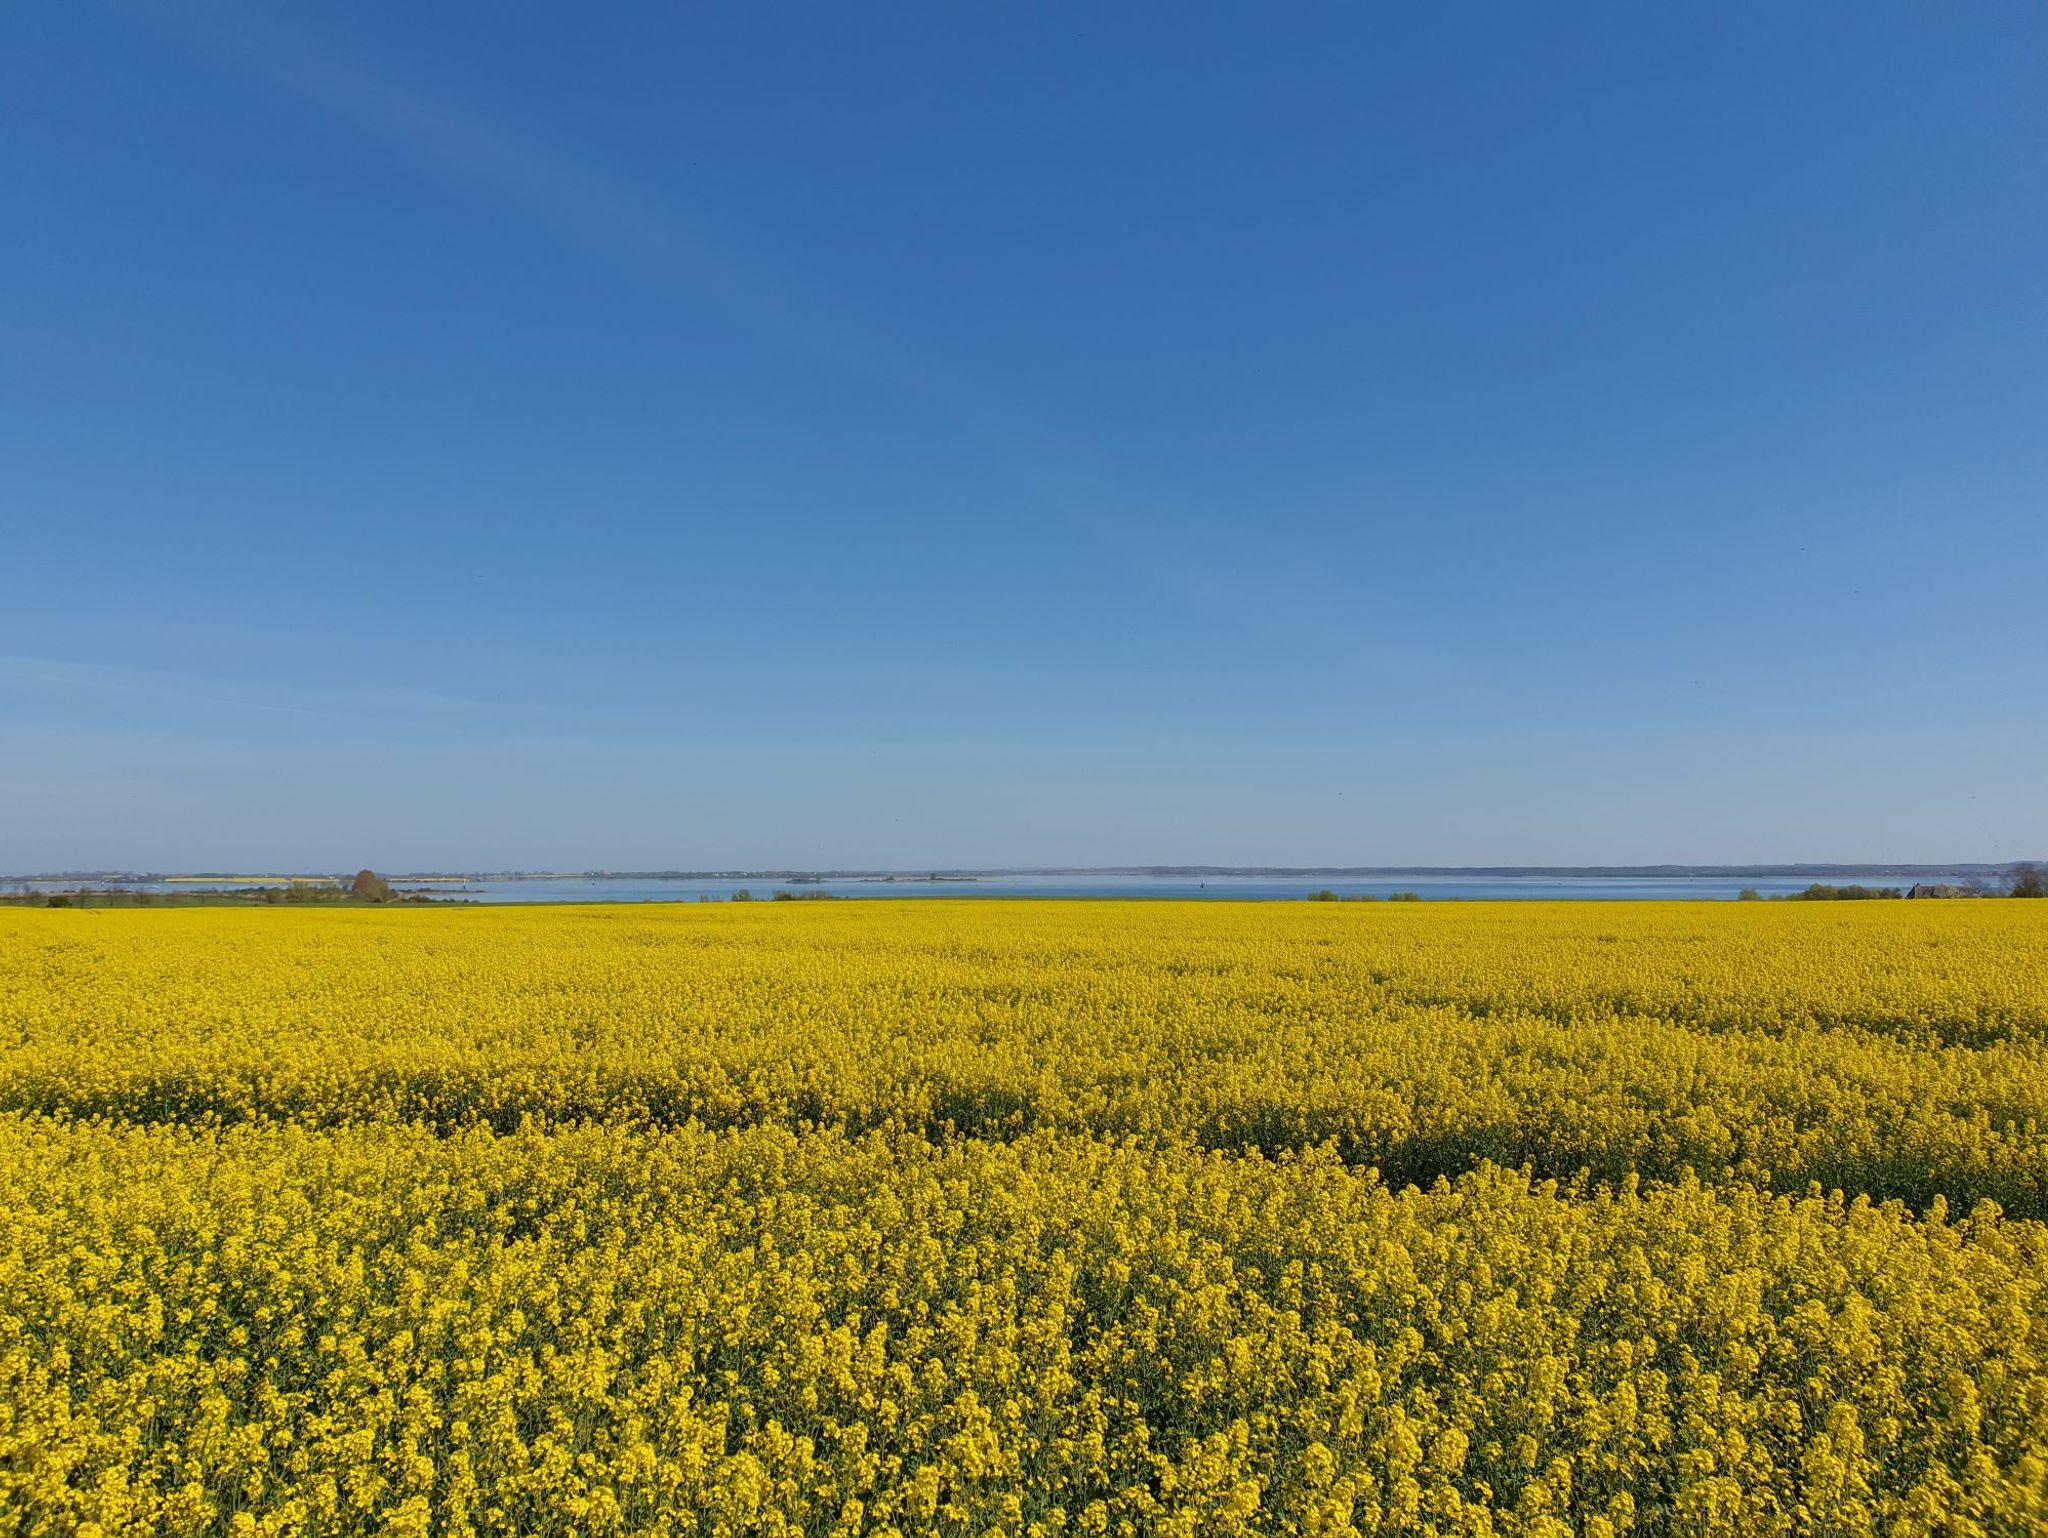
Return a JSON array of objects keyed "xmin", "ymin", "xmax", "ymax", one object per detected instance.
[
  {"xmin": 407, "ymin": 872, "xmax": 1941, "ymax": 903},
  {"xmin": 18, "ymin": 873, "xmax": 1964, "ymax": 903}
]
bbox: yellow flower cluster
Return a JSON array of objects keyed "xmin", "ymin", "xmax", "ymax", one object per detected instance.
[
  {"xmin": 4, "ymin": 902, "xmax": 2046, "ymax": 1211},
  {"xmin": 1, "ymin": 900, "xmax": 2045, "ymax": 1535}
]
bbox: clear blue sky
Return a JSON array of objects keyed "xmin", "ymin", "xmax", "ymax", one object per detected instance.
[{"xmin": 4, "ymin": 4, "xmax": 2044, "ymax": 872}]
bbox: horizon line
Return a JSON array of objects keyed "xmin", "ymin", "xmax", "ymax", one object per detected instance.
[{"xmin": 12, "ymin": 860, "xmax": 2037, "ymax": 882}]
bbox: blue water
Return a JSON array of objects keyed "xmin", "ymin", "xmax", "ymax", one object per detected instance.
[
  {"xmin": 17, "ymin": 872, "xmax": 1959, "ymax": 903},
  {"xmin": 407, "ymin": 872, "xmax": 1938, "ymax": 903}
]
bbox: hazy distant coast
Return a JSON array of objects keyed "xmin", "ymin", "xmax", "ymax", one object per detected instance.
[
  {"xmin": 10, "ymin": 862, "xmax": 2024, "ymax": 885},
  {"xmin": 11, "ymin": 863, "xmax": 2036, "ymax": 908}
]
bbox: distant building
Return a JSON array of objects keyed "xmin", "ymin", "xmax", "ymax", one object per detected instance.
[{"xmin": 1907, "ymin": 883, "xmax": 1971, "ymax": 899}]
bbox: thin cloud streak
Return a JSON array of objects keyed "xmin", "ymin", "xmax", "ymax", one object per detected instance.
[
  {"xmin": 0, "ymin": 656, "xmax": 531, "ymax": 726},
  {"xmin": 160, "ymin": 7, "xmax": 1071, "ymax": 455},
  {"xmin": 151, "ymin": 7, "xmax": 1416, "ymax": 669}
]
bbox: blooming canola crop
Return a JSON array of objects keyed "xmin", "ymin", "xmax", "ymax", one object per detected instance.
[{"xmin": 1, "ymin": 900, "xmax": 2045, "ymax": 1535}]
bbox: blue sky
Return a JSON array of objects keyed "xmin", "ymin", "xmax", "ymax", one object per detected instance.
[{"xmin": 4, "ymin": 3, "xmax": 2044, "ymax": 871}]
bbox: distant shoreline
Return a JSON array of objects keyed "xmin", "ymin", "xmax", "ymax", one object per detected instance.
[{"xmin": 11, "ymin": 862, "xmax": 2024, "ymax": 884}]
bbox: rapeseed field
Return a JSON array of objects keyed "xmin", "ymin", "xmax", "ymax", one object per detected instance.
[{"xmin": 2, "ymin": 901, "xmax": 2045, "ymax": 1535}]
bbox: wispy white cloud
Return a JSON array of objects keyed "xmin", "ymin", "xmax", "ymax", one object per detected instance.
[
  {"xmin": 0, "ymin": 655, "xmax": 524, "ymax": 725},
  {"xmin": 146, "ymin": 7, "xmax": 1415, "ymax": 662},
  {"xmin": 159, "ymin": 7, "xmax": 1031, "ymax": 432}
]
